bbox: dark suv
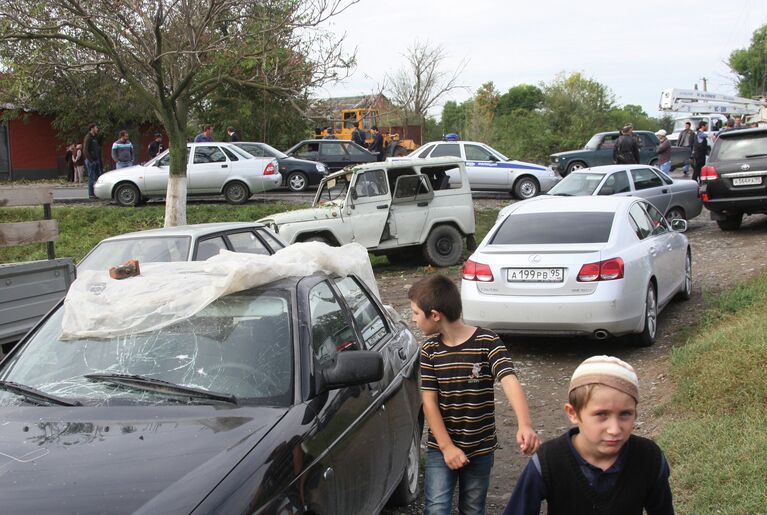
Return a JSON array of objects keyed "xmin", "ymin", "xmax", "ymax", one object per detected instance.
[{"xmin": 700, "ymin": 127, "xmax": 767, "ymax": 231}]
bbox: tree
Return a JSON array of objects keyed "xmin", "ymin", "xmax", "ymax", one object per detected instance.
[
  {"xmin": 495, "ymin": 84, "xmax": 543, "ymax": 116},
  {"xmin": 728, "ymin": 24, "xmax": 767, "ymax": 97},
  {"xmin": 386, "ymin": 40, "xmax": 466, "ymax": 139},
  {"xmin": 0, "ymin": 0, "xmax": 355, "ymax": 226},
  {"xmin": 465, "ymin": 81, "xmax": 498, "ymax": 143},
  {"xmin": 440, "ymin": 100, "xmax": 468, "ymax": 137}
]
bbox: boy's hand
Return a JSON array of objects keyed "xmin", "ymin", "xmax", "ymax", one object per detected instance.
[
  {"xmin": 516, "ymin": 426, "xmax": 540, "ymax": 456},
  {"xmin": 442, "ymin": 444, "xmax": 470, "ymax": 470}
]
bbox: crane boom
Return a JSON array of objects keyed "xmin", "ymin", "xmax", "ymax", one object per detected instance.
[{"xmin": 659, "ymin": 88, "xmax": 766, "ymax": 115}]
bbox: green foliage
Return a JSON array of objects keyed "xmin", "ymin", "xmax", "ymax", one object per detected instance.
[
  {"xmin": 441, "ymin": 100, "xmax": 469, "ymax": 136},
  {"xmin": 658, "ymin": 270, "xmax": 767, "ymax": 512},
  {"xmin": 422, "ymin": 116, "xmax": 442, "ymax": 142},
  {"xmin": 728, "ymin": 24, "xmax": 767, "ymax": 97},
  {"xmin": 495, "ymin": 84, "xmax": 543, "ymax": 116}
]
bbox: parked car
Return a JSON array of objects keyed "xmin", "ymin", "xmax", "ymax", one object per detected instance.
[
  {"xmin": 232, "ymin": 141, "xmax": 328, "ymax": 192},
  {"xmin": 700, "ymin": 126, "xmax": 767, "ymax": 231},
  {"xmin": 258, "ymin": 157, "xmax": 477, "ymax": 267},
  {"xmin": 94, "ymin": 142, "xmax": 281, "ymax": 206},
  {"xmin": 0, "ymin": 267, "xmax": 422, "ymax": 513},
  {"xmin": 393, "ymin": 140, "xmax": 560, "ymax": 199},
  {"xmin": 549, "ymin": 131, "xmax": 691, "ymax": 176},
  {"xmin": 77, "ymin": 222, "xmax": 287, "ymax": 272},
  {"xmin": 461, "ymin": 195, "xmax": 691, "ymax": 346},
  {"xmin": 284, "ymin": 139, "xmax": 378, "ymax": 171},
  {"xmin": 545, "ymin": 164, "xmax": 702, "ymax": 221}
]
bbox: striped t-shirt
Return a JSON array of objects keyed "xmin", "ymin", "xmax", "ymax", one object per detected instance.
[{"xmin": 420, "ymin": 327, "xmax": 517, "ymax": 458}]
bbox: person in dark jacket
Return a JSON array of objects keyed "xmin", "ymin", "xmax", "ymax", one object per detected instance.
[
  {"xmin": 323, "ymin": 127, "xmax": 337, "ymax": 139},
  {"xmin": 368, "ymin": 126, "xmax": 384, "ymax": 161},
  {"xmin": 351, "ymin": 122, "xmax": 366, "ymax": 147},
  {"xmin": 654, "ymin": 129, "xmax": 672, "ymax": 174},
  {"xmin": 691, "ymin": 121, "xmax": 709, "ymax": 182},
  {"xmin": 226, "ymin": 126, "xmax": 241, "ymax": 142},
  {"xmin": 83, "ymin": 123, "xmax": 102, "ymax": 199},
  {"xmin": 504, "ymin": 355, "xmax": 674, "ymax": 515},
  {"xmin": 677, "ymin": 121, "xmax": 695, "ymax": 175},
  {"xmin": 613, "ymin": 124, "xmax": 640, "ymax": 164},
  {"xmin": 147, "ymin": 133, "xmax": 165, "ymax": 159},
  {"xmin": 64, "ymin": 144, "xmax": 75, "ymax": 182}
]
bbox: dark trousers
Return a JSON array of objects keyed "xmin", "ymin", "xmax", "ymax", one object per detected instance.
[
  {"xmin": 692, "ymin": 157, "xmax": 704, "ymax": 182},
  {"xmin": 86, "ymin": 159, "xmax": 102, "ymax": 197}
]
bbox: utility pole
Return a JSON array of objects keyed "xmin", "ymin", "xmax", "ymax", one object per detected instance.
[{"xmin": 700, "ymin": 77, "xmax": 708, "ymax": 92}]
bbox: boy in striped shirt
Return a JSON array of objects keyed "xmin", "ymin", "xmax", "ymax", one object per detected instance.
[{"xmin": 408, "ymin": 275, "xmax": 539, "ymax": 515}]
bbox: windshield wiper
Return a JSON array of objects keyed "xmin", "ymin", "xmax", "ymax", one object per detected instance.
[
  {"xmin": 0, "ymin": 380, "xmax": 81, "ymax": 407},
  {"xmin": 84, "ymin": 373, "xmax": 238, "ymax": 406},
  {"xmin": 744, "ymin": 153, "xmax": 767, "ymax": 158}
]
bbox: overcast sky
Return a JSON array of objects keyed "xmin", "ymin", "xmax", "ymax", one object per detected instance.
[{"xmin": 317, "ymin": 0, "xmax": 767, "ymax": 120}]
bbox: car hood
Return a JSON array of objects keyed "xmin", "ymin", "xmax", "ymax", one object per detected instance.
[
  {"xmin": 263, "ymin": 206, "xmax": 341, "ymax": 225},
  {"xmin": 96, "ymin": 165, "xmax": 148, "ymax": 182},
  {"xmin": 550, "ymin": 149, "xmax": 591, "ymax": 159},
  {"xmin": 0, "ymin": 405, "xmax": 286, "ymax": 514}
]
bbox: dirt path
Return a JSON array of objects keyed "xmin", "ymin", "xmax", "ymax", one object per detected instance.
[{"xmin": 381, "ymin": 201, "xmax": 767, "ymax": 514}]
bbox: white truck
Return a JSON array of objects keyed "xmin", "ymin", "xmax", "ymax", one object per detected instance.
[
  {"xmin": 258, "ymin": 157, "xmax": 477, "ymax": 267},
  {"xmin": 659, "ymin": 88, "xmax": 767, "ymax": 146}
]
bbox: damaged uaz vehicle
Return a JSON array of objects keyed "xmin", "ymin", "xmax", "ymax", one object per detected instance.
[
  {"xmin": 0, "ymin": 244, "xmax": 422, "ymax": 514},
  {"xmin": 258, "ymin": 157, "xmax": 477, "ymax": 267}
]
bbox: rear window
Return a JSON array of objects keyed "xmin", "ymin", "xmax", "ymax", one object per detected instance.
[
  {"xmin": 713, "ymin": 132, "xmax": 767, "ymax": 160},
  {"xmin": 491, "ymin": 212, "xmax": 614, "ymax": 244}
]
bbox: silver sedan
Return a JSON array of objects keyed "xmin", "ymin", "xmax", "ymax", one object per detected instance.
[
  {"xmin": 461, "ymin": 195, "xmax": 691, "ymax": 346},
  {"xmin": 94, "ymin": 142, "xmax": 281, "ymax": 206},
  {"xmin": 545, "ymin": 164, "xmax": 702, "ymax": 221}
]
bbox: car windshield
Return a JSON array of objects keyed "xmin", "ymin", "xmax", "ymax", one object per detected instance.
[
  {"xmin": 314, "ymin": 174, "xmax": 351, "ymax": 206},
  {"xmin": 584, "ymin": 135, "xmax": 603, "ymax": 149},
  {"xmin": 227, "ymin": 145, "xmax": 254, "ymax": 159},
  {"xmin": 257, "ymin": 143, "xmax": 288, "ymax": 159},
  {"xmin": 0, "ymin": 289, "xmax": 293, "ymax": 407},
  {"xmin": 713, "ymin": 133, "xmax": 767, "ymax": 160},
  {"xmin": 548, "ymin": 172, "xmax": 605, "ymax": 196},
  {"xmin": 673, "ymin": 117, "xmax": 705, "ymax": 132},
  {"xmin": 491, "ymin": 212, "xmax": 614, "ymax": 244},
  {"xmin": 78, "ymin": 236, "xmax": 191, "ymax": 271}
]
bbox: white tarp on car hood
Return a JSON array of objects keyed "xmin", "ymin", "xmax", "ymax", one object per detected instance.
[{"xmin": 60, "ymin": 242, "xmax": 378, "ymax": 340}]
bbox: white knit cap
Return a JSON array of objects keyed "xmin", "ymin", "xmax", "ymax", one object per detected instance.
[{"xmin": 569, "ymin": 355, "xmax": 639, "ymax": 402}]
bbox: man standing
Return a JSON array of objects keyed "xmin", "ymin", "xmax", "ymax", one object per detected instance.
[
  {"xmin": 655, "ymin": 129, "xmax": 672, "ymax": 174},
  {"xmin": 351, "ymin": 122, "xmax": 366, "ymax": 147},
  {"xmin": 677, "ymin": 121, "xmax": 695, "ymax": 175},
  {"xmin": 368, "ymin": 126, "xmax": 384, "ymax": 161},
  {"xmin": 194, "ymin": 125, "xmax": 214, "ymax": 142},
  {"xmin": 734, "ymin": 116, "xmax": 744, "ymax": 129},
  {"xmin": 323, "ymin": 127, "xmax": 337, "ymax": 139},
  {"xmin": 226, "ymin": 126, "xmax": 241, "ymax": 142},
  {"xmin": 691, "ymin": 121, "xmax": 709, "ymax": 182},
  {"xmin": 613, "ymin": 124, "xmax": 640, "ymax": 164},
  {"xmin": 111, "ymin": 130, "xmax": 135, "ymax": 169},
  {"xmin": 147, "ymin": 133, "xmax": 165, "ymax": 159},
  {"xmin": 83, "ymin": 123, "xmax": 102, "ymax": 199}
]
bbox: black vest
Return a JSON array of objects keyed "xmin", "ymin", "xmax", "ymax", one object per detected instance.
[{"xmin": 539, "ymin": 433, "xmax": 662, "ymax": 515}]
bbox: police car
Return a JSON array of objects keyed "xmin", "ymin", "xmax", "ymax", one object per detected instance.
[{"xmin": 390, "ymin": 138, "xmax": 561, "ymax": 199}]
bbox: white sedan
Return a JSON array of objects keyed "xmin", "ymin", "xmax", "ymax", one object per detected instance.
[
  {"xmin": 391, "ymin": 140, "xmax": 560, "ymax": 199},
  {"xmin": 461, "ymin": 196, "xmax": 691, "ymax": 346},
  {"xmin": 94, "ymin": 142, "xmax": 281, "ymax": 206}
]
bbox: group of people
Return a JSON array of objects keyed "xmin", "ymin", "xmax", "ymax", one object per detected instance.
[
  {"xmin": 408, "ymin": 274, "xmax": 674, "ymax": 514},
  {"xmin": 324, "ymin": 122, "xmax": 385, "ymax": 160}
]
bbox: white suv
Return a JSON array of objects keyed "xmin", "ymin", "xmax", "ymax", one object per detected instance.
[{"xmin": 258, "ymin": 157, "xmax": 476, "ymax": 267}]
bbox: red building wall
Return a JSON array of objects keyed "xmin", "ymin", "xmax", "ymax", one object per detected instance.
[{"xmin": 7, "ymin": 112, "xmax": 62, "ymax": 179}]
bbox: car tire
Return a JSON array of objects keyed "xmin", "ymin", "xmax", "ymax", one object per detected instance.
[
  {"xmin": 716, "ymin": 213, "xmax": 743, "ymax": 231},
  {"xmin": 665, "ymin": 206, "xmax": 686, "ymax": 221},
  {"xmin": 513, "ymin": 176, "xmax": 539, "ymax": 200},
  {"xmin": 114, "ymin": 183, "xmax": 141, "ymax": 207},
  {"xmin": 565, "ymin": 161, "xmax": 586, "ymax": 175},
  {"xmin": 677, "ymin": 251, "xmax": 692, "ymax": 301},
  {"xmin": 632, "ymin": 283, "xmax": 657, "ymax": 347},
  {"xmin": 387, "ymin": 426, "xmax": 421, "ymax": 507},
  {"xmin": 422, "ymin": 225, "xmax": 463, "ymax": 267},
  {"xmin": 223, "ymin": 181, "xmax": 250, "ymax": 205},
  {"xmin": 286, "ymin": 171, "xmax": 308, "ymax": 192}
]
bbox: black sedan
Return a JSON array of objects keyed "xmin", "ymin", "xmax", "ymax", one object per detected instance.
[
  {"xmin": 285, "ymin": 139, "xmax": 378, "ymax": 172},
  {"xmin": 233, "ymin": 141, "xmax": 329, "ymax": 192},
  {"xmin": 0, "ymin": 272, "xmax": 422, "ymax": 514}
]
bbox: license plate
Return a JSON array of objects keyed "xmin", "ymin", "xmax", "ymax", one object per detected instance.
[
  {"xmin": 507, "ymin": 268, "xmax": 564, "ymax": 283},
  {"xmin": 732, "ymin": 177, "xmax": 762, "ymax": 186}
]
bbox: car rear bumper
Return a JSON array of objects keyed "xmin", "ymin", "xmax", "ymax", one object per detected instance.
[
  {"xmin": 461, "ymin": 280, "xmax": 644, "ymax": 337},
  {"xmin": 703, "ymin": 195, "xmax": 767, "ymax": 214}
]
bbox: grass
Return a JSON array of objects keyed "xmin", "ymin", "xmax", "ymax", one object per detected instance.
[{"xmin": 657, "ymin": 270, "xmax": 767, "ymax": 514}]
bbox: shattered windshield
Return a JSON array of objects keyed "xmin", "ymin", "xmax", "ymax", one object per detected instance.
[
  {"xmin": 314, "ymin": 174, "xmax": 351, "ymax": 206},
  {"xmin": 78, "ymin": 236, "xmax": 191, "ymax": 271},
  {"xmin": 0, "ymin": 289, "xmax": 293, "ymax": 407}
]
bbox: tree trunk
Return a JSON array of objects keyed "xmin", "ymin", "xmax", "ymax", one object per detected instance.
[
  {"xmin": 162, "ymin": 113, "xmax": 189, "ymax": 227},
  {"xmin": 165, "ymin": 174, "xmax": 188, "ymax": 227}
]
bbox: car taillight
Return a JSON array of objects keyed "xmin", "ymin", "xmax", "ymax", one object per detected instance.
[
  {"xmin": 577, "ymin": 258, "xmax": 624, "ymax": 282},
  {"xmin": 264, "ymin": 162, "xmax": 276, "ymax": 175},
  {"xmin": 462, "ymin": 259, "xmax": 494, "ymax": 282},
  {"xmin": 700, "ymin": 165, "xmax": 718, "ymax": 181}
]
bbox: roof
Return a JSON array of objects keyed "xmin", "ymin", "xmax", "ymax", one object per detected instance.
[
  {"xmin": 511, "ymin": 195, "xmax": 636, "ymax": 214},
  {"xmin": 99, "ymin": 222, "xmax": 267, "ymax": 241}
]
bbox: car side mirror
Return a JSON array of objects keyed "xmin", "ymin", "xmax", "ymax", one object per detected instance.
[
  {"xmin": 350, "ymin": 188, "xmax": 358, "ymax": 200},
  {"xmin": 671, "ymin": 219, "xmax": 688, "ymax": 232},
  {"xmin": 321, "ymin": 351, "xmax": 383, "ymax": 390},
  {"xmin": 488, "ymin": 155, "xmax": 499, "ymax": 162}
]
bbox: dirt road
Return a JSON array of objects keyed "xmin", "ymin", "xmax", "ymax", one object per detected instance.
[{"xmin": 381, "ymin": 201, "xmax": 767, "ymax": 514}]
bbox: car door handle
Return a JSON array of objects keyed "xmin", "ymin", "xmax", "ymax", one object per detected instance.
[
  {"xmin": 221, "ymin": 164, "xmax": 228, "ymax": 168},
  {"xmin": 398, "ymin": 347, "xmax": 407, "ymax": 360},
  {"xmin": 662, "ymin": 188, "xmax": 668, "ymax": 193},
  {"xmin": 323, "ymin": 467, "xmax": 334, "ymax": 481},
  {"xmin": 649, "ymin": 246, "xmax": 657, "ymax": 256},
  {"xmin": 377, "ymin": 204, "xmax": 388, "ymax": 209}
]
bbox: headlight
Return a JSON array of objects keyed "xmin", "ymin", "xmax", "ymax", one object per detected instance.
[{"xmin": 316, "ymin": 163, "xmax": 326, "ymax": 172}]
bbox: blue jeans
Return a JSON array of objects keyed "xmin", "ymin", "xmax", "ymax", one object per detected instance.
[
  {"xmin": 659, "ymin": 160, "xmax": 671, "ymax": 174},
  {"xmin": 116, "ymin": 161, "xmax": 133, "ymax": 169},
  {"xmin": 424, "ymin": 448, "xmax": 494, "ymax": 515},
  {"xmin": 86, "ymin": 159, "xmax": 102, "ymax": 197}
]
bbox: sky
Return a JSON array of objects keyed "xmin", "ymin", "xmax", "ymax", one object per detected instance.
[{"xmin": 317, "ymin": 0, "xmax": 767, "ymax": 120}]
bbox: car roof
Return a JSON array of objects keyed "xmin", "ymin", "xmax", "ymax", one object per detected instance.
[
  {"xmin": 97, "ymin": 222, "xmax": 269, "ymax": 242},
  {"xmin": 322, "ymin": 156, "xmax": 464, "ymax": 181},
  {"xmin": 510, "ymin": 195, "xmax": 635, "ymax": 214},
  {"xmin": 715, "ymin": 126, "xmax": 767, "ymax": 139},
  {"xmin": 594, "ymin": 130, "xmax": 654, "ymax": 137},
  {"xmin": 421, "ymin": 140, "xmax": 490, "ymax": 146},
  {"xmin": 572, "ymin": 164, "xmax": 650, "ymax": 174}
]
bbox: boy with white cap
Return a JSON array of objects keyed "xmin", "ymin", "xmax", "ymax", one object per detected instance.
[{"xmin": 503, "ymin": 355, "xmax": 674, "ymax": 514}]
